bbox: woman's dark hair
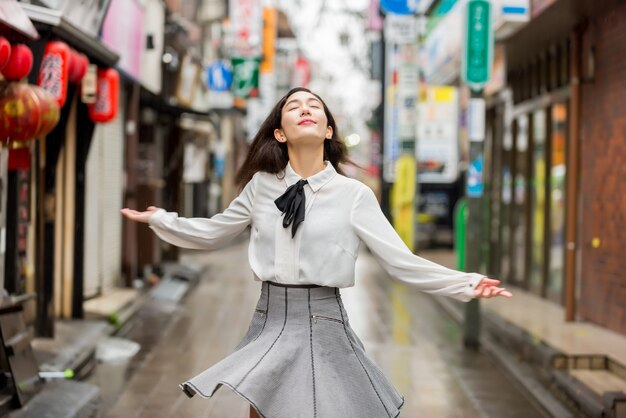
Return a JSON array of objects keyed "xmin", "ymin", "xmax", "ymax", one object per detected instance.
[{"xmin": 235, "ymin": 87, "xmax": 353, "ymax": 189}]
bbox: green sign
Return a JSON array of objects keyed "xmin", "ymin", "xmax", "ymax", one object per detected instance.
[
  {"xmin": 231, "ymin": 57, "xmax": 261, "ymax": 98},
  {"xmin": 463, "ymin": 0, "xmax": 493, "ymax": 88}
]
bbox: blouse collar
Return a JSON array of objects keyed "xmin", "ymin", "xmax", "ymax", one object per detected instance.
[{"xmin": 284, "ymin": 161, "xmax": 337, "ymax": 192}]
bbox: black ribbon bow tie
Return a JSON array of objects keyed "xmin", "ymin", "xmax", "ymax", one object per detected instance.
[{"xmin": 275, "ymin": 179, "xmax": 308, "ymax": 238}]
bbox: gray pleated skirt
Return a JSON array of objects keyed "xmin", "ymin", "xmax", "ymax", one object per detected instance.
[{"xmin": 179, "ymin": 281, "xmax": 405, "ymax": 418}]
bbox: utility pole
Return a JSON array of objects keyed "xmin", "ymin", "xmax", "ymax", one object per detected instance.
[{"xmin": 462, "ymin": 0, "xmax": 493, "ymax": 349}]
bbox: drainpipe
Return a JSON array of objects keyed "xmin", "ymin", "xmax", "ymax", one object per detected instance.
[{"xmin": 564, "ymin": 28, "xmax": 581, "ymax": 321}]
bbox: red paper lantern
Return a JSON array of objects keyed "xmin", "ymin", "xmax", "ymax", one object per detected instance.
[
  {"xmin": 68, "ymin": 49, "xmax": 88, "ymax": 83},
  {"xmin": 0, "ymin": 37, "xmax": 11, "ymax": 71},
  {"xmin": 0, "ymin": 44, "xmax": 33, "ymax": 81},
  {"xmin": 30, "ymin": 85, "xmax": 60, "ymax": 137},
  {"xmin": 0, "ymin": 83, "xmax": 60, "ymax": 143},
  {"xmin": 0, "ymin": 83, "xmax": 40, "ymax": 142},
  {"xmin": 37, "ymin": 41, "xmax": 70, "ymax": 107},
  {"xmin": 73, "ymin": 53, "xmax": 88, "ymax": 83},
  {"xmin": 88, "ymin": 68, "xmax": 120, "ymax": 123}
]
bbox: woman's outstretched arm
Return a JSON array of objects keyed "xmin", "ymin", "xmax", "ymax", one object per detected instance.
[
  {"xmin": 121, "ymin": 174, "xmax": 258, "ymax": 250},
  {"xmin": 350, "ymin": 185, "xmax": 512, "ymax": 302}
]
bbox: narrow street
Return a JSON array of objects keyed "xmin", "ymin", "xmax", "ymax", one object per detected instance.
[{"xmin": 105, "ymin": 238, "xmax": 543, "ymax": 418}]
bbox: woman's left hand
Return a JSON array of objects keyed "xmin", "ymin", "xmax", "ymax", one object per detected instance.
[{"xmin": 474, "ymin": 278, "xmax": 513, "ymax": 299}]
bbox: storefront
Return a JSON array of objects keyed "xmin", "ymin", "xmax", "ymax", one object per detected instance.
[
  {"xmin": 486, "ymin": 18, "xmax": 571, "ymax": 304},
  {"xmin": 486, "ymin": 0, "xmax": 624, "ymax": 328}
]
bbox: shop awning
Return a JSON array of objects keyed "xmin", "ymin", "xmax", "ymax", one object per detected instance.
[
  {"xmin": 0, "ymin": 1, "xmax": 39, "ymax": 40},
  {"xmin": 19, "ymin": 3, "xmax": 118, "ymax": 67}
]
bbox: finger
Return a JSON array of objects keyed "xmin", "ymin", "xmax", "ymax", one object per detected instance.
[
  {"xmin": 492, "ymin": 287, "xmax": 506, "ymax": 296},
  {"xmin": 479, "ymin": 278, "xmax": 501, "ymax": 287}
]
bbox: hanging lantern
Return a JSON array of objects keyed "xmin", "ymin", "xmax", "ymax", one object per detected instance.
[
  {"xmin": 37, "ymin": 41, "xmax": 70, "ymax": 107},
  {"xmin": 31, "ymin": 85, "xmax": 60, "ymax": 137},
  {"xmin": 68, "ymin": 50, "xmax": 88, "ymax": 83},
  {"xmin": 0, "ymin": 44, "xmax": 33, "ymax": 81},
  {"xmin": 0, "ymin": 83, "xmax": 60, "ymax": 143},
  {"xmin": 0, "ymin": 83, "xmax": 40, "ymax": 143},
  {"xmin": 0, "ymin": 37, "xmax": 11, "ymax": 71},
  {"xmin": 88, "ymin": 68, "xmax": 119, "ymax": 123}
]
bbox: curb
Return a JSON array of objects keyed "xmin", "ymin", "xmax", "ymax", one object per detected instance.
[{"xmin": 433, "ymin": 296, "xmax": 578, "ymax": 417}]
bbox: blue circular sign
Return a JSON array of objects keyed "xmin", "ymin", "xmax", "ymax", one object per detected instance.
[
  {"xmin": 206, "ymin": 60, "xmax": 233, "ymax": 92},
  {"xmin": 380, "ymin": 0, "xmax": 417, "ymax": 15}
]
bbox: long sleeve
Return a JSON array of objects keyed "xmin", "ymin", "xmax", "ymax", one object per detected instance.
[
  {"xmin": 350, "ymin": 186, "xmax": 483, "ymax": 302},
  {"xmin": 149, "ymin": 174, "xmax": 257, "ymax": 250}
]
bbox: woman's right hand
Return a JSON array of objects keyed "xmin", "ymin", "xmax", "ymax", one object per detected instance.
[{"xmin": 120, "ymin": 206, "xmax": 160, "ymax": 224}]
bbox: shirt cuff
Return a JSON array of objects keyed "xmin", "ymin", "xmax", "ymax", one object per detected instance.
[
  {"xmin": 464, "ymin": 273, "xmax": 485, "ymax": 300},
  {"xmin": 149, "ymin": 208, "xmax": 167, "ymax": 227}
]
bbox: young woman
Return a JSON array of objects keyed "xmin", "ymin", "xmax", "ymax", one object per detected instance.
[{"xmin": 121, "ymin": 87, "xmax": 512, "ymax": 418}]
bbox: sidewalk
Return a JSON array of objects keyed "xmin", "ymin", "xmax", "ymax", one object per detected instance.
[
  {"xmin": 420, "ymin": 249, "xmax": 626, "ymax": 418},
  {"xmin": 10, "ymin": 262, "xmax": 201, "ymax": 418}
]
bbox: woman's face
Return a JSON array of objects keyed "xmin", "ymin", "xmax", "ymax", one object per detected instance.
[{"xmin": 274, "ymin": 91, "xmax": 333, "ymax": 147}]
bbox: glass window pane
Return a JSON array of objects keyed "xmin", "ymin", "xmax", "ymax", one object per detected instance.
[{"xmin": 547, "ymin": 103, "xmax": 568, "ymax": 303}]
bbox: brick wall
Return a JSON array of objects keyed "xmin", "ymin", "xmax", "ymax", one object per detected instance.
[{"xmin": 579, "ymin": 3, "xmax": 626, "ymax": 335}]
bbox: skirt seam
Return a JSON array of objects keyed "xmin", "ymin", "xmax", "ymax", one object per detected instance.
[
  {"xmin": 235, "ymin": 287, "xmax": 289, "ymax": 390},
  {"xmin": 254, "ymin": 282, "xmax": 270, "ymax": 342},
  {"xmin": 335, "ymin": 289, "xmax": 394, "ymax": 418},
  {"xmin": 308, "ymin": 289, "xmax": 317, "ymax": 418}
]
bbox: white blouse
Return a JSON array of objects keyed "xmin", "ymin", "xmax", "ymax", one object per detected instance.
[{"xmin": 149, "ymin": 161, "xmax": 483, "ymax": 302}]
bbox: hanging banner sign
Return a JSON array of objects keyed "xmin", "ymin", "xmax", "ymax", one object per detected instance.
[
  {"xmin": 230, "ymin": 0, "xmax": 262, "ymax": 55},
  {"xmin": 231, "ymin": 56, "xmax": 260, "ymax": 98},
  {"xmin": 462, "ymin": 0, "xmax": 494, "ymax": 89}
]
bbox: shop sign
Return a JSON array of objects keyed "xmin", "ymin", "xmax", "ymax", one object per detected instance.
[
  {"xmin": 206, "ymin": 60, "xmax": 233, "ymax": 92},
  {"xmin": 81, "ymin": 64, "xmax": 98, "ymax": 104},
  {"xmin": 176, "ymin": 55, "xmax": 201, "ymax": 107},
  {"xmin": 229, "ymin": 0, "xmax": 262, "ymax": 56},
  {"xmin": 291, "ymin": 57, "xmax": 310, "ymax": 88},
  {"xmin": 416, "ymin": 86, "xmax": 460, "ymax": 184},
  {"xmin": 468, "ymin": 97, "xmax": 486, "ymax": 141},
  {"xmin": 421, "ymin": 0, "xmax": 465, "ymax": 84},
  {"xmin": 261, "ymin": 7, "xmax": 277, "ymax": 73},
  {"xmin": 101, "ymin": 0, "xmax": 145, "ymax": 81},
  {"xmin": 140, "ymin": 0, "xmax": 165, "ymax": 95},
  {"xmin": 493, "ymin": 0, "xmax": 529, "ymax": 40},
  {"xmin": 397, "ymin": 44, "xmax": 418, "ymax": 142},
  {"xmin": 231, "ymin": 56, "xmax": 260, "ymax": 98},
  {"xmin": 368, "ymin": 0, "xmax": 383, "ymax": 32},
  {"xmin": 467, "ymin": 155, "xmax": 484, "ymax": 197},
  {"xmin": 384, "ymin": 14, "xmax": 418, "ymax": 45},
  {"xmin": 462, "ymin": 0, "xmax": 493, "ymax": 89},
  {"xmin": 380, "ymin": 0, "xmax": 418, "ymax": 15},
  {"xmin": 383, "ymin": 43, "xmax": 399, "ymax": 182}
]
